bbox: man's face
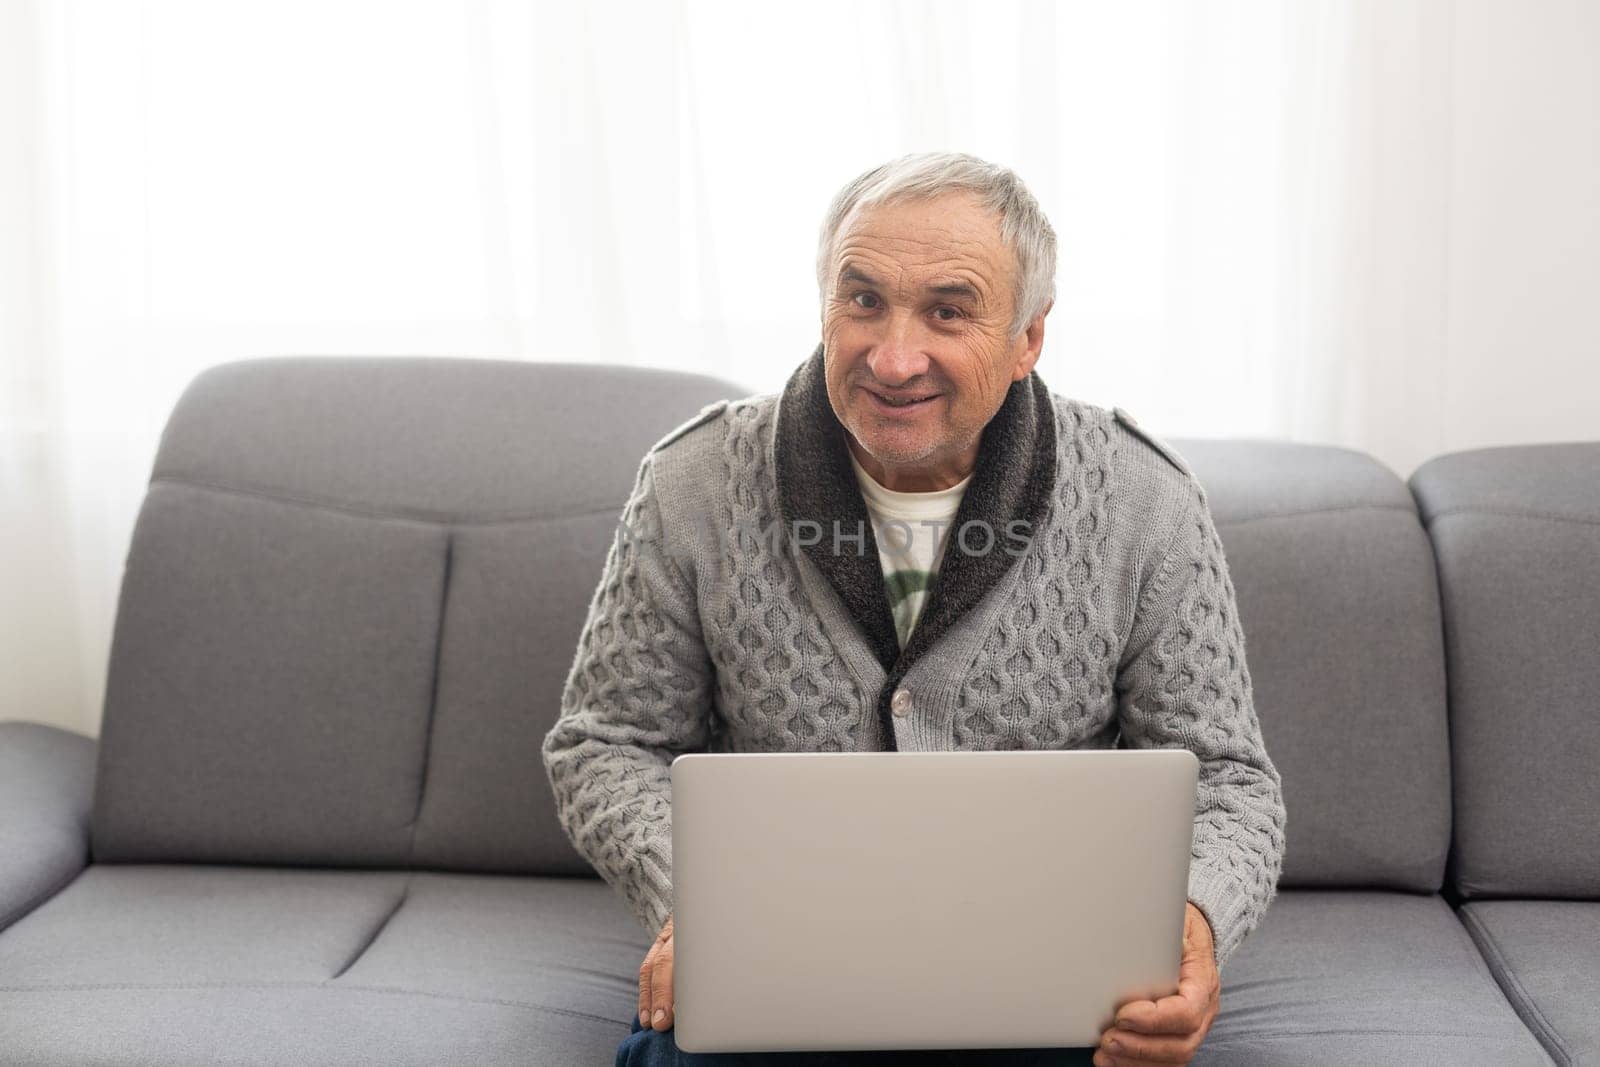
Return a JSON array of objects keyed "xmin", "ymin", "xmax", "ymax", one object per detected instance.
[{"xmin": 821, "ymin": 191, "xmax": 1045, "ymax": 490}]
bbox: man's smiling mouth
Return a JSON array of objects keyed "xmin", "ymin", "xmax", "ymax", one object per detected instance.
[{"xmin": 864, "ymin": 387, "xmax": 941, "ymax": 410}]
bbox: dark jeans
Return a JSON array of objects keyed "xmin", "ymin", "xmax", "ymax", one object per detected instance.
[{"xmin": 616, "ymin": 1016, "xmax": 1097, "ymax": 1066}]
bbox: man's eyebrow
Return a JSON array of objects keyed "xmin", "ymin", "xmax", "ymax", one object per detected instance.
[
  {"xmin": 927, "ymin": 280, "xmax": 982, "ymax": 303},
  {"xmin": 838, "ymin": 267, "xmax": 982, "ymax": 304}
]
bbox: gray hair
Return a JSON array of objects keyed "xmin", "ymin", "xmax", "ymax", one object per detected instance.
[{"xmin": 815, "ymin": 152, "xmax": 1057, "ymax": 338}]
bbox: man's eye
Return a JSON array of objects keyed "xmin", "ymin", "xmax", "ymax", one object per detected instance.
[
  {"xmin": 933, "ymin": 306, "xmax": 962, "ymax": 322},
  {"xmin": 852, "ymin": 292, "xmax": 880, "ymax": 310}
]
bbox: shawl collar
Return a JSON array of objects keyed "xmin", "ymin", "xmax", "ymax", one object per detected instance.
[{"xmin": 774, "ymin": 343, "xmax": 1058, "ymax": 677}]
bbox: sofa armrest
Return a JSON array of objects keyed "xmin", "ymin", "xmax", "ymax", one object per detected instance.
[{"xmin": 0, "ymin": 720, "xmax": 97, "ymax": 932}]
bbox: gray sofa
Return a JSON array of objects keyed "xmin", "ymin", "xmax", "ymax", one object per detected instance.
[{"xmin": 0, "ymin": 356, "xmax": 1592, "ymax": 1066}]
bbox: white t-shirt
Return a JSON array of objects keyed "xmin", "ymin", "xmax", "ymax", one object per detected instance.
[{"xmin": 848, "ymin": 450, "xmax": 972, "ymax": 647}]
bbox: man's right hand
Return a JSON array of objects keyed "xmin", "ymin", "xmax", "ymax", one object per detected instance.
[{"xmin": 638, "ymin": 914, "xmax": 675, "ymax": 1032}]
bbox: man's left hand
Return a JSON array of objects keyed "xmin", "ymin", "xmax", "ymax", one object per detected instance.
[{"xmin": 1094, "ymin": 902, "xmax": 1220, "ymax": 1066}]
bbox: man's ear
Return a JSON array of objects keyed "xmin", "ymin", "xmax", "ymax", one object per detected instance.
[{"xmin": 1012, "ymin": 300, "xmax": 1052, "ymax": 381}]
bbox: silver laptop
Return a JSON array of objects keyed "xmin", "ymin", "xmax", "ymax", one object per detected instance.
[{"xmin": 670, "ymin": 749, "xmax": 1198, "ymax": 1054}]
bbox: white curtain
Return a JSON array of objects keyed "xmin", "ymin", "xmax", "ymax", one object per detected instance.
[{"xmin": 0, "ymin": 0, "xmax": 1562, "ymax": 735}]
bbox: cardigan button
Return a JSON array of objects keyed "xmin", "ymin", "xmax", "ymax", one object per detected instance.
[{"xmin": 890, "ymin": 688, "xmax": 914, "ymax": 717}]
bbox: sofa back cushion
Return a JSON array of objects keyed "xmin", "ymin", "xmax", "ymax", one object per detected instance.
[
  {"xmin": 91, "ymin": 357, "xmax": 739, "ymax": 875},
  {"xmin": 1174, "ymin": 440, "xmax": 1452, "ymax": 891},
  {"xmin": 1410, "ymin": 443, "xmax": 1600, "ymax": 899}
]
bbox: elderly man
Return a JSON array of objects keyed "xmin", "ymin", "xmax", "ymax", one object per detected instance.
[{"xmin": 543, "ymin": 152, "xmax": 1286, "ymax": 1066}]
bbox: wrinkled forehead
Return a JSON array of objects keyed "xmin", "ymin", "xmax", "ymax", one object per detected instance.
[{"xmin": 831, "ymin": 192, "xmax": 1015, "ymax": 294}]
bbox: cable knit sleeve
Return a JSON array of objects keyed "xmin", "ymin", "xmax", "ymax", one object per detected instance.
[
  {"xmin": 541, "ymin": 454, "xmax": 713, "ymax": 935},
  {"xmin": 1114, "ymin": 481, "xmax": 1287, "ymax": 968}
]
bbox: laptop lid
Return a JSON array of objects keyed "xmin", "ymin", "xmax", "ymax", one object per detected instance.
[{"xmin": 670, "ymin": 749, "xmax": 1198, "ymax": 1054}]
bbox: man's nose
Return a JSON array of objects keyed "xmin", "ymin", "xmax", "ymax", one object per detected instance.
[{"xmin": 866, "ymin": 313, "xmax": 930, "ymax": 386}]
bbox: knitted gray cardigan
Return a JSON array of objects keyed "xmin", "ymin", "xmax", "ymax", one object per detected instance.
[{"xmin": 542, "ymin": 346, "xmax": 1286, "ymax": 967}]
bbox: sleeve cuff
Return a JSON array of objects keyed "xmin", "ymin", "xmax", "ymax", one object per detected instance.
[
  {"xmin": 1187, "ymin": 863, "xmax": 1259, "ymax": 970},
  {"xmin": 633, "ymin": 834, "xmax": 675, "ymax": 935}
]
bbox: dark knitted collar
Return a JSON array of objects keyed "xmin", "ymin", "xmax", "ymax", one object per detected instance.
[{"xmin": 774, "ymin": 343, "xmax": 1058, "ymax": 675}]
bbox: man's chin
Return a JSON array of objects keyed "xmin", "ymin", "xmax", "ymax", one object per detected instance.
[{"xmin": 846, "ymin": 423, "xmax": 942, "ymax": 469}]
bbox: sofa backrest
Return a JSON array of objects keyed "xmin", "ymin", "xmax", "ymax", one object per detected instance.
[
  {"xmin": 1410, "ymin": 442, "xmax": 1600, "ymax": 900},
  {"xmin": 1173, "ymin": 440, "xmax": 1453, "ymax": 891},
  {"xmin": 90, "ymin": 356, "xmax": 741, "ymax": 876}
]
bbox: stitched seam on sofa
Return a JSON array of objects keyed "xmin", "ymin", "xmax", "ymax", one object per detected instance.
[
  {"xmin": 1458, "ymin": 907, "xmax": 1573, "ymax": 1066},
  {"xmin": 149, "ymin": 476, "xmax": 632, "ymax": 527},
  {"xmin": 1213, "ymin": 502, "xmax": 1418, "ymax": 527},
  {"xmin": 1201, "ymin": 1027, "xmax": 1552, "ymax": 1041},
  {"xmin": 407, "ymin": 529, "xmax": 453, "ymax": 852},
  {"xmin": 328, "ymin": 876, "xmax": 413, "ymax": 982},
  {"xmin": 333, "ymin": 981, "xmax": 626, "ymax": 1024},
  {"xmin": 1422, "ymin": 505, "xmax": 1600, "ymax": 530},
  {"xmin": 0, "ymin": 981, "xmax": 319, "ymax": 992},
  {"xmin": 0, "ymin": 861, "xmax": 91, "ymax": 935},
  {"xmin": 0, "ymin": 980, "xmax": 622, "ymax": 1026},
  {"xmin": 1439, "ymin": 892, "xmax": 1534, "ymax": 1000}
]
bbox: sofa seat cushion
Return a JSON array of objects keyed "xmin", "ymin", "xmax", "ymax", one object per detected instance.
[
  {"xmin": 0, "ymin": 986, "xmax": 637, "ymax": 1067},
  {"xmin": 0, "ymin": 864, "xmax": 651, "ymax": 1066},
  {"xmin": 1196, "ymin": 890, "xmax": 1550, "ymax": 1065},
  {"xmin": 1460, "ymin": 900, "xmax": 1600, "ymax": 1067}
]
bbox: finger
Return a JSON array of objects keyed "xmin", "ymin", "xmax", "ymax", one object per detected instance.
[
  {"xmin": 1179, "ymin": 951, "xmax": 1218, "ymax": 994},
  {"xmin": 1114, "ymin": 988, "xmax": 1204, "ymax": 1036},
  {"xmin": 1110, "ymin": 997, "xmax": 1156, "ymax": 1035},
  {"xmin": 637, "ymin": 942, "xmax": 657, "ymax": 1026},
  {"xmin": 638, "ymin": 920, "xmax": 672, "ymax": 1025},
  {"xmin": 1094, "ymin": 1051, "xmax": 1175, "ymax": 1067},
  {"xmin": 649, "ymin": 932, "xmax": 676, "ymax": 1030},
  {"xmin": 1177, "ymin": 945, "xmax": 1220, "ymax": 1005},
  {"xmin": 1183, "ymin": 904, "xmax": 1215, "ymax": 958},
  {"xmin": 1098, "ymin": 1026, "xmax": 1200, "ymax": 1064}
]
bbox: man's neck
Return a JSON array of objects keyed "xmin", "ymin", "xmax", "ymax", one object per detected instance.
[{"xmin": 845, "ymin": 434, "xmax": 979, "ymax": 493}]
